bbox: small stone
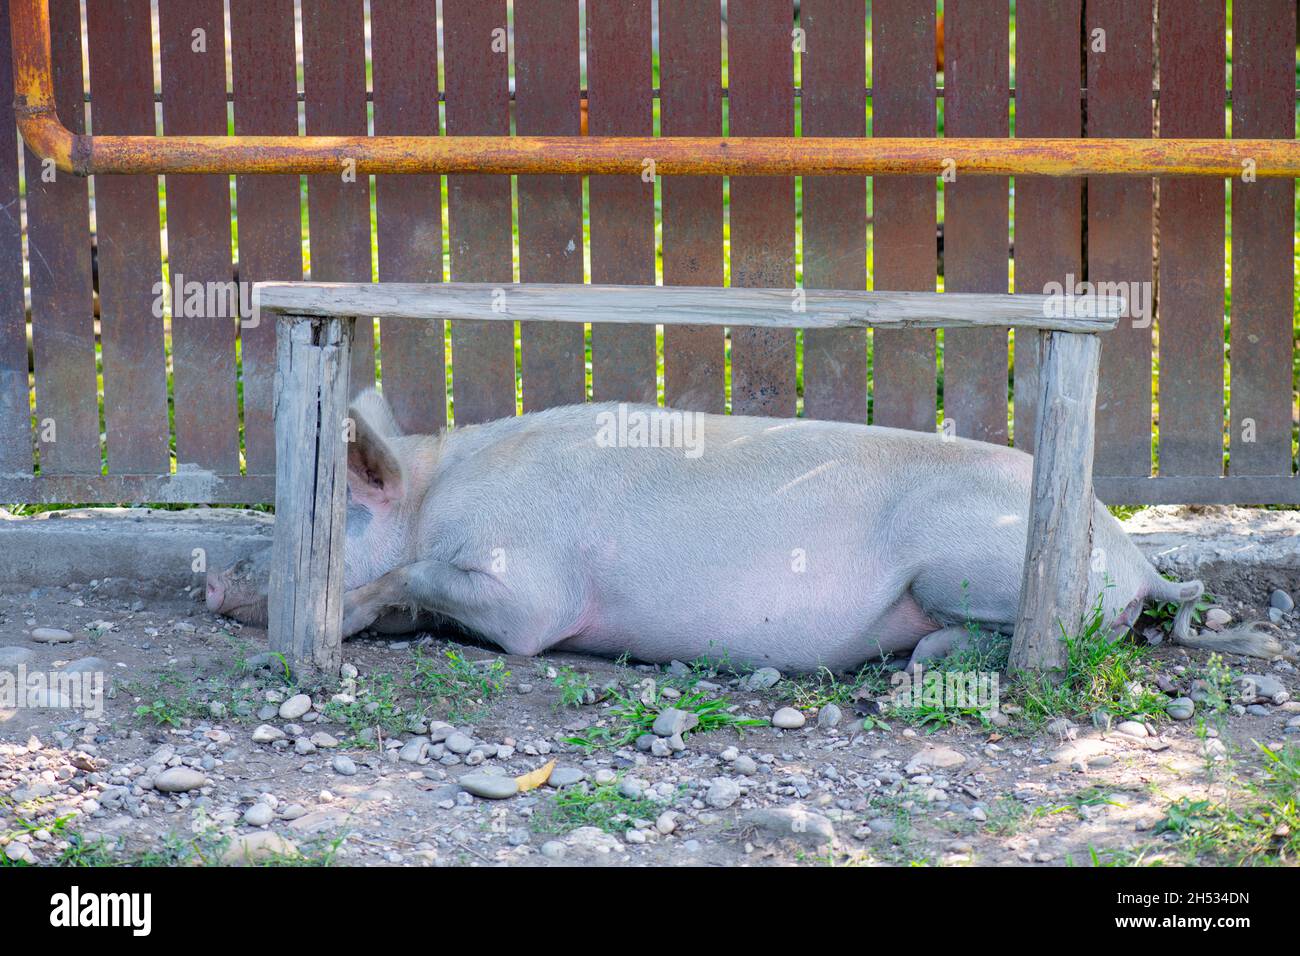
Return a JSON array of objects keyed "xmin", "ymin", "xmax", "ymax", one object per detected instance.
[
  {"xmin": 153, "ymin": 767, "xmax": 206, "ymax": 793},
  {"xmin": 1204, "ymin": 608, "xmax": 1232, "ymax": 631},
  {"xmin": 625, "ymin": 828, "xmax": 647, "ymax": 845},
  {"xmin": 1115, "ymin": 721, "xmax": 1148, "ymax": 738},
  {"xmin": 652, "ymin": 707, "xmax": 699, "ymax": 738},
  {"xmin": 705, "ymin": 777, "xmax": 741, "ymax": 809},
  {"xmin": 865, "ymin": 818, "xmax": 896, "ymax": 836},
  {"xmin": 243, "ymin": 803, "xmax": 274, "ymax": 827},
  {"xmin": 540, "ymin": 840, "xmax": 567, "ymax": 860},
  {"xmin": 817, "ymin": 703, "xmax": 843, "ymax": 728},
  {"xmin": 1270, "ymin": 589, "xmax": 1295, "ymax": 614},
  {"xmin": 31, "ymin": 627, "xmax": 75, "ymax": 644},
  {"xmin": 221, "ymin": 832, "xmax": 298, "ymax": 865},
  {"xmin": 278, "ymin": 694, "xmax": 312, "ymax": 721},
  {"xmin": 656, "ymin": 811, "xmax": 678, "ymax": 834},
  {"xmin": 548, "ymin": 767, "xmax": 586, "ymax": 788},
  {"xmin": 1046, "ymin": 717, "xmax": 1077, "ymax": 737},
  {"xmin": 331, "ymin": 755, "xmax": 357, "ymax": 776},
  {"xmin": 732, "ymin": 755, "xmax": 758, "ymax": 775},
  {"xmin": 905, "ymin": 745, "xmax": 966, "ymax": 774},
  {"xmin": 771, "ymin": 707, "xmax": 806, "ymax": 729},
  {"xmin": 458, "ymin": 772, "xmax": 518, "ymax": 800},
  {"xmin": 310, "ymin": 732, "xmax": 339, "ymax": 749},
  {"xmin": 5, "ymin": 842, "xmax": 35, "ymax": 863},
  {"xmin": 60, "ymin": 656, "xmax": 109, "ymax": 677},
  {"xmin": 444, "ymin": 732, "xmax": 475, "ymax": 754},
  {"xmin": 744, "ymin": 807, "xmax": 835, "ymax": 845},
  {"xmin": 294, "ymin": 737, "xmax": 317, "ymax": 756},
  {"xmin": 740, "ymin": 667, "xmax": 782, "ymax": 691},
  {"xmin": 252, "ymin": 724, "xmax": 286, "ymax": 744},
  {"xmin": 399, "ymin": 739, "xmax": 428, "ymax": 763},
  {"xmin": 1166, "ymin": 697, "xmax": 1195, "ymax": 721}
]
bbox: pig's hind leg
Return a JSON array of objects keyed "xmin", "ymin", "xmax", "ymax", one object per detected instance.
[
  {"xmin": 904, "ymin": 625, "xmax": 977, "ymax": 673},
  {"xmin": 342, "ymin": 559, "xmax": 568, "ymax": 657}
]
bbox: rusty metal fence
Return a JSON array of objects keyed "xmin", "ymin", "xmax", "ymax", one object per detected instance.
[{"xmin": 2, "ymin": 0, "xmax": 1297, "ymax": 506}]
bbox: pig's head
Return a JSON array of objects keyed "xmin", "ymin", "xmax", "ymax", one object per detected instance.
[
  {"xmin": 205, "ymin": 543, "xmax": 272, "ymax": 626},
  {"xmin": 205, "ymin": 388, "xmax": 429, "ymax": 627}
]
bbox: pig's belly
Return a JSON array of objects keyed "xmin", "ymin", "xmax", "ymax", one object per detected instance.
[{"xmin": 556, "ymin": 566, "xmax": 939, "ymax": 672}]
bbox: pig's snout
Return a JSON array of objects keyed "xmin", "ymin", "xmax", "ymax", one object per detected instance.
[
  {"xmin": 205, "ymin": 553, "xmax": 271, "ymax": 627},
  {"xmin": 205, "ymin": 572, "xmax": 226, "ymax": 613}
]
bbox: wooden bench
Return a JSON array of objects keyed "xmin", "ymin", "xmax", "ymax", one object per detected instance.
[{"xmin": 256, "ymin": 281, "xmax": 1122, "ymax": 678}]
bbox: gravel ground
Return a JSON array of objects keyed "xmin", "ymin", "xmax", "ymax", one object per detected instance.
[{"xmin": 1, "ymin": 565, "xmax": 1297, "ymax": 868}]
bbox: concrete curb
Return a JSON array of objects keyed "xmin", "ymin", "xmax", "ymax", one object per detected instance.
[
  {"xmin": 0, "ymin": 507, "xmax": 273, "ymax": 594},
  {"xmin": 1121, "ymin": 505, "xmax": 1300, "ymax": 583},
  {"xmin": 0, "ymin": 504, "xmax": 1296, "ymax": 598}
]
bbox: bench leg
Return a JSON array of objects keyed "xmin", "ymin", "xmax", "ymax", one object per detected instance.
[
  {"xmin": 1010, "ymin": 329, "xmax": 1102, "ymax": 676},
  {"xmin": 268, "ymin": 314, "xmax": 355, "ymax": 678}
]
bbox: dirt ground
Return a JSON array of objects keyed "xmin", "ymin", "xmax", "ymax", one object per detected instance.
[{"xmin": 1, "ymin": 564, "xmax": 1297, "ymax": 868}]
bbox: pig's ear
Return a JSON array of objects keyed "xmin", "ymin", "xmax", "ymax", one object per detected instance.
[
  {"xmin": 346, "ymin": 409, "xmax": 404, "ymax": 511},
  {"xmin": 350, "ymin": 387, "xmax": 402, "ymax": 437}
]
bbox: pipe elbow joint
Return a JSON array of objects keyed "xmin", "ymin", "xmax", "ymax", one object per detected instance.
[{"xmin": 14, "ymin": 104, "xmax": 89, "ymax": 176}]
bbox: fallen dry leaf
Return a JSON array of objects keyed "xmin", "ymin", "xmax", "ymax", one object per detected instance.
[{"xmin": 515, "ymin": 759, "xmax": 555, "ymax": 793}]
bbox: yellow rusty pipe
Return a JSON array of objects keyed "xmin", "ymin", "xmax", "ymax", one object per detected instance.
[
  {"xmin": 75, "ymin": 134, "xmax": 1300, "ymax": 177},
  {"xmin": 11, "ymin": 0, "xmax": 1300, "ymax": 178}
]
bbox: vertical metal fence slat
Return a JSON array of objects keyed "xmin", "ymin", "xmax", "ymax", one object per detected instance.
[
  {"xmin": 26, "ymin": 0, "xmax": 99, "ymax": 474},
  {"xmin": 443, "ymin": 0, "xmax": 517, "ymax": 424},
  {"xmin": 1013, "ymin": 0, "xmax": 1082, "ymax": 455},
  {"xmin": 1230, "ymin": 0, "xmax": 1296, "ymax": 479},
  {"xmin": 371, "ymin": 0, "xmax": 445, "ymax": 434},
  {"xmin": 231, "ymin": 0, "xmax": 301, "ymax": 477},
  {"xmin": 86, "ymin": 0, "xmax": 168, "ymax": 474},
  {"xmin": 302, "ymin": 0, "xmax": 374, "ymax": 394},
  {"xmin": 870, "ymin": 0, "xmax": 936, "ymax": 433},
  {"xmin": 727, "ymin": 0, "xmax": 796, "ymax": 417},
  {"xmin": 159, "ymin": 0, "xmax": 239, "ymax": 472},
  {"xmin": 800, "ymin": 0, "xmax": 867, "ymax": 422},
  {"xmin": 942, "ymin": 0, "xmax": 1009, "ymax": 444},
  {"xmin": 1088, "ymin": 0, "xmax": 1154, "ymax": 477},
  {"xmin": 0, "ymin": 0, "xmax": 31, "ymax": 473},
  {"xmin": 587, "ymin": 0, "xmax": 657, "ymax": 405},
  {"xmin": 1157, "ymin": 1, "xmax": 1226, "ymax": 477},
  {"xmin": 514, "ymin": 0, "xmax": 586, "ymax": 412},
  {"xmin": 660, "ymin": 0, "xmax": 725, "ymax": 414}
]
